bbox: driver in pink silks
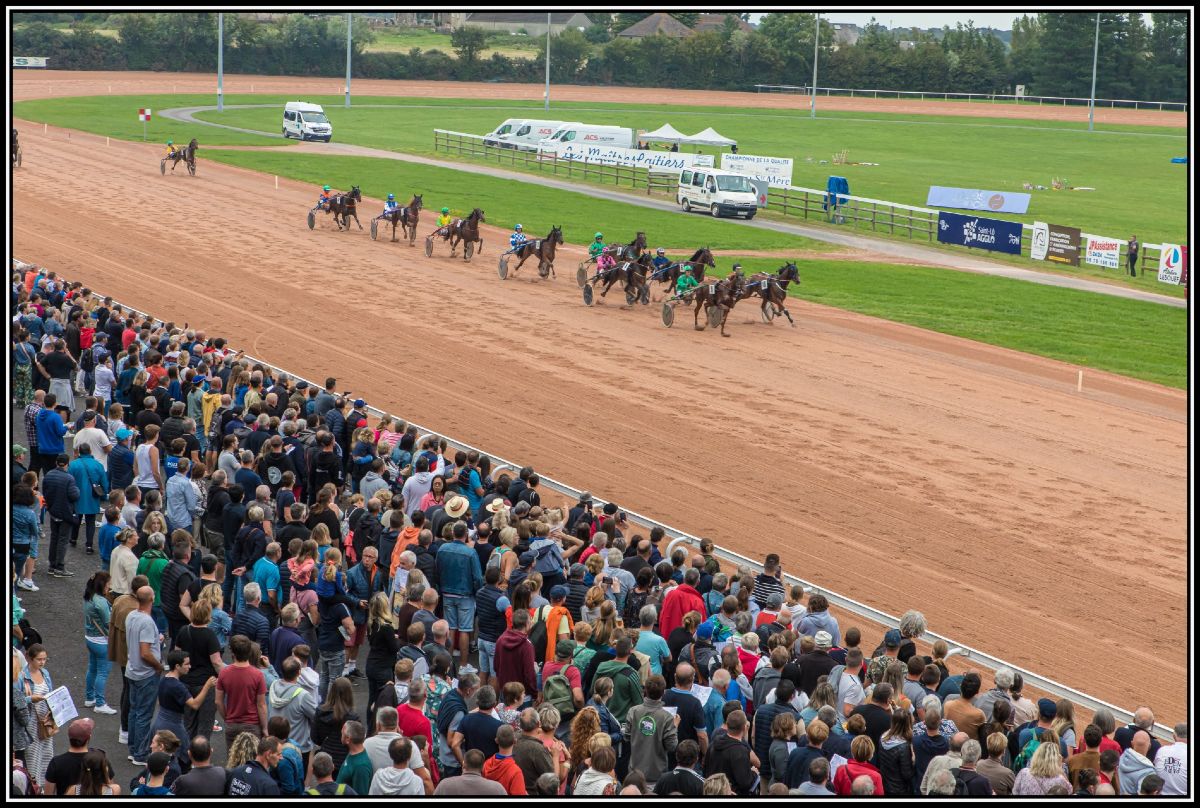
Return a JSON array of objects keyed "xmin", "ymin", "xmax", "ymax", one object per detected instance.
[{"xmin": 596, "ymin": 250, "xmax": 617, "ymax": 278}]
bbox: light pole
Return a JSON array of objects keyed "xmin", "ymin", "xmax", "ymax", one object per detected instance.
[
  {"xmin": 1088, "ymin": 12, "xmax": 1100, "ymax": 131},
  {"xmin": 544, "ymin": 13, "xmax": 551, "ymax": 111},
  {"xmin": 217, "ymin": 12, "xmax": 223, "ymax": 112},
  {"xmin": 810, "ymin": 13, "xmax": 820, "ymax": 119},
  {"xmin": 345, "ymin": 12, "xmax": 352, "ymax": 108}
]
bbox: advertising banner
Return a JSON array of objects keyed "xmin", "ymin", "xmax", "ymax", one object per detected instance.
[
  {"xmin": 12, "ymin": 56, "xmax": 48, "ymax": 68},
  {"xmin": 748, "ymin": 178, "xmax": 770, "ymax": 208},
  {"xmin": 549, "ymin": 143, "xmax": 713, "ymax": 173},
  {"xmin": 1030, "ymin": 221, "xmax": 1049, "ymax": 261},
  {"xmin": 1157, "ymin": 244, "xmax": 1185, "ymax": 285},
  {"xmin": 1045, "ymin": 223, "xmax": 1081, "ymax": 266},
  {"xmin": 937, "ymin": 211, "xmax": 1023, "ymax": 255},
  {"xmin": 927, "ymin": 186, "xmax": 1032, "ymax": 214},
  {"xmin": 720, "ymin": 153, "xmax": 794, "ymax": 188},
  {"xmin": 1084, "ymin": 236, "xmax": 1122, "ymax": 269}
]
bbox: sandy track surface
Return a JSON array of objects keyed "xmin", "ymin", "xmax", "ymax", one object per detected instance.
[
  {"xmin": 12, "ymin": 130, "xmax": 1187, "ymax": 718},
  {"xmin": 14, "ymin": 70, "xmax": 1186, "ymax": 127}
]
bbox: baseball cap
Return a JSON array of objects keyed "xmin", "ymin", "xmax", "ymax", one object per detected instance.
[
  {"xmin": 519, "ymin": 551, "xmax": 536, "ymax": 567},
  {"xmin": 67, "ymin": 717, "xmax": 95, "ymax": 744},
  {"xmin": 883, "ymin": 629, "xmax": 902, "ymax": 648},
  {"xmin": 695, "ymin": 621, "xmax": 715, "ymax": 640},
  {"xmin": 116, "ymin": 428, "xmax": 134, "ymax": 441},
  {"xmin": 296, "ymin": 381, "xmax": 309, "ymax": 390},
  {"xmin": 82, "ymin": 409, "xmax": 98, "ymax": 422},
  {"xmin": 578, "ymin": 491, "xmax": 593, "ymax": 504},
  {"xmin": 815, "ymin": 630, "xmax": 833, "ymax": 650},
  {"xmin": 353, "ymin": 398, "xmax": 366, "ymax": 408},
  {"xmin": 569, "ymin": 563, "xmax": 587, "ymax": 577},
  {"xmin": 550, "ymin": 585, "xmax": 569, "ymax": 601},
  {"xmin": 556, "ymin": 639, "xmax": 575, "ymax": 659},
  {"xmin": 1038, "ymin": 698, "xmax": 1057, "ymax": 719},
  {"xmin": 12, "ymin": 444, "xmax": 27, "ymax": 458}
]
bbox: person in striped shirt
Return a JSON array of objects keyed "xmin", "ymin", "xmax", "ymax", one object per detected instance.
[{"xmin": 752, "ymin": 553, "xmax": 785, "ymax": 612}]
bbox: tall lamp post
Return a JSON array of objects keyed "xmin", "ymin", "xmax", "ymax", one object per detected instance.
[
  {"xmin": 345, "ymin": 12, "xmax": 352, "ymax": 108},
  {"xmin": 544, "ymin": 13, "xmax": 551, "ymax": 111},
  {"xmin": 217, "ymin": 12, "xmax": 223, "ymax": 111},
  {"xmin": 1088, "ymin": 12, "xmax": 1100, "ymax": 131},
  {"xmin": 810, "ymin": 13, "xmax": 820, "ymax": 119}
]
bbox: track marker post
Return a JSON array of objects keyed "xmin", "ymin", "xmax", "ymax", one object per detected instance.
[
  {"xmin": 1077, "ymin": 370, "xmax": 1083, "ymax": 392},
  {"xmin": 275, "ymin": 175, "xmax": 279, "ymax": 190}
]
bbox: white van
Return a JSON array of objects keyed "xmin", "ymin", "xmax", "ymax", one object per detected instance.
[
  {"xmin": 538, "ymin": 123, "xmax": 636, "ymax": 151},
  {"xmin": 678, "ymin": 169, "xmax": 759, "ymax": 218},
  {"xmin": 504, "ymin": 120, "xmax": 565, "ymax": 151},
  {"xmin": 483, "ymin": 118, "xmax": 525, "ymax": 148},
  {"xmin": 282, "ymin": 101, "xmax": 332, "ymax": 142}
]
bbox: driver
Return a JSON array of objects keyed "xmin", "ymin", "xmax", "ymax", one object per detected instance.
[
  {"xmin": 318, "ymin": 184, "xmax": 333, "ymax": 210},
  {"xmin": 675, "ymin": 264, "xmax": 699, "ymax": 297},
  {"xmin": 730, "ymin": 262, "xmax": 745, "ymax": 282},
  {"xmin": 164, "ymin": 139, "xmax": 176, "ymax": 159},
  {"xmin": 651, "ymin": 247, "xmax": 672, "ymax": 272},
  {"xmin": 383, "ymin": 193, "xmax": 399, "ymax": 215},
  {"xmin": 588, "ymin": 232, "xmax": 606, "ymax": 262},
  {"xmin": 596, "ymin": 250, "xmax": 617, "ymax": 277},
  {"xmin": 506, "ymin": 223, "xmax": 528, "ymax": 254},
  {"xmin": 437, "ymin": 207, "xmax": 453, "ymax": 233}
]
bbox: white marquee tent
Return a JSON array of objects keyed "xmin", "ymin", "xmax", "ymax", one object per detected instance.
[
  {"xmin": 640, "ymin": 123, "xmax": 738, "ymax": 147},
  {"xmin": 686, "ymin": 126, "xmax": 737, "ymax": 146},
  {"xmin": 640, "ymin": 123, "xmax": 689, "ymax": 143}
]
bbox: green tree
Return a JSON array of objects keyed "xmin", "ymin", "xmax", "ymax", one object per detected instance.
[
  {"xmin": 1008, "ymin": 14, "xmax": 1041, "ymax": 90},
  {"xmin": 583, "ymin": 23, "xmax": 612, "ymax": 44},
  {"xmin": 1032, "ymin": 12, "xmax": 1096, "ymax": 96},
  {"xmin": 942, "ymin": 21, "xmax": 1007, "ymax": 93},
  {"xmin": 1144, "ymin": 12, "xmax": 1187, "ymax": 100},
  {"xmin": 450, "ymin": 25, "xmax": 488, "ymax": 68},
  {"xmin": 757, "ymin": 13, "xmax": 834, "ymax": 84},
  {"xmin": 1095, "ymin": 13, "xmax": 1147, "ymax": 100},
  {"xmin": 536, "ymin": 28, "xmax": 591, "ymax": 83}
]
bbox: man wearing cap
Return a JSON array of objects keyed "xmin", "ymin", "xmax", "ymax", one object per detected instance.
[
  {"xmin": 437, "ymin": 517, "xmax": 484, "ymax": 665},
  {"xmin": 867, "ymin": 628, "xmax": 903, "ymax": 685},
  {"xmin": 42, "ymin": 717, "xmax": 116, "ymax": 795},
  {"xmin": 508, "ymin": 549, "xmax": 537, "ymax": 599},
  {"xmin": 35, "ymin": 392, "xmax": 69, "ymax": 476},
  {"xmin": 1009, "ymin": 698, "xmax": 1066, "ymax": 763},
  {"xmin": 566, "ymin": 491, "xmax": 595, "ymax": 534},
  {"xmin": 12, "ymin": 444, "xmax": 30, "ymax": 487},
  {"xmin": 74, "ymin": 409, "xmax": 113, "ymax": 470},
  {"xmin": 796, "ymin": 631, "xmax": 839, "ymax": 697}
]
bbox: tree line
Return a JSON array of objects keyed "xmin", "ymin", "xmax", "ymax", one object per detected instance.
[{"xmin": 12, "ymin": 12, "xmax": 1187, "ymax": 103}]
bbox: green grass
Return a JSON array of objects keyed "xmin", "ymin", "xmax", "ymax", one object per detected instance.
[
  {"xmin": 365, "ymin": 28, "xmax": 539, "ymax": 58},
  {"xmin": 202, "ymin": 149, "xmax": 817, "ymax": 251},
  {"xmin": 709, "ymin": 257, "xmax": 1187, "ymax": 388}
]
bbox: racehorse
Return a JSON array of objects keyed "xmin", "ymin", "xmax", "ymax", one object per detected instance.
[
  {"xmin": 595, "ymin": 252, "xmax": 654, "ymax": 306},
  {"xmin": 328, "ymin": 186, "xmax": 363, "ymax": 230},
  {"xmin": 649, "ymin": 247, "xmax": 717, "ymax": 297},
  {"xmin": 164, "ymin": 138, "xmax": 199, "ymax": 175},
  {"xmin": 615, "ymin": 231, "xmax": 648, "ymax": 262},
  {"xmin": 509, "ymin": 225, "xmax": 563, "ymax": 279},
  {"xmin": 739, "ymin": 261, "xmax": 800, "ymax": 326},
  {"xmin": 447, "ymin": 207, "xmax": 485, "ymax": 259},
  {"xmin": 689, "ymin": 271, "xmax": 746, "ymax": 337},
  {"xmin": 396, "ymin": 194, "xmax": 423, "ymax": 244}
]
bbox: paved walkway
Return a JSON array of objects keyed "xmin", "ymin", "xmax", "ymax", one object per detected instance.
[{"xmin": 164, "ymin": 103, "xmax": 1186, "ymax": 309}]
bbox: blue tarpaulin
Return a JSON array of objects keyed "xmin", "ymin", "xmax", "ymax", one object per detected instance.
[{"xmin": 824, "ymin": 176, "xmax": 849, "ymax": 211}]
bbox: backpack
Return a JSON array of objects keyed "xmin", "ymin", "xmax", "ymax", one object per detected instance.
[
  {"xmin": 79, "ymin": 347, "xmax": 95, "ymax": 373},
  {"xmin": 527, "ymin": 605, "xmax": 551, "ymax": 658},
  {"xmin": 542, "ymin": 664, "xmax": 579, "ymax": 720},
  {"xmin": 486, "ymin": 546, "xmax": 509, "ymax": 573},
  {"xmin": 1011, "ymin": 730, "xmax": 1045, "ymax": 773},
  {"xmin": 954, "ymin": 768, "xmax": 985, "ymax": 796},
  {"xmin": 306, "ymin": 784, "xmax": 347, "ymax": 796},
  {"xmin": 688, "ymin": 642, "xmax": 713, "ymax": 686}
]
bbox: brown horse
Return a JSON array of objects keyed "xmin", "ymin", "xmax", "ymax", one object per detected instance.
[
  {"xmin": 447, "ymin": 208, "xmax": 485, "ymax": 260},
  {"xmin": 739, "ymin": 261, "xmax": 800, "ymax": 325},
  {"xmin": 396, "ymin": 194, "xmax": 423, "ymax": 244},
  {"xmin": 509, "ymin": 225, "xmax": 563, "ymax": 279},
  {"xmin": 325, "ymin": 186, "xmax": 363, "ymax": 231},
  {"xmin": 615, "ymin": 231, "xmax": 648, "ymax": 262},
  {"xmin": 164, "ymin": 138, "xmax": 199, "ymax": 175},
  {"xmin": 690, "ymin": 271, "xmax": 746, "ymax": 336},
  {"xmin": 597, "ymin": 252, "xmax": 654, "ymax": 306},
  {"xmin": 650, "ymin": 247, "xmax": 716, "ymax": 298}
]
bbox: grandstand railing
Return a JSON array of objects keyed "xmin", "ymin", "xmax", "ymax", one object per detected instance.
[
  {"xmin": 752, "ymin": 84, "xmax": 1188, "ymax": 112},
  {"xmin": 12, "ymin": 258, "xmax": 1175, "ymax": 740}
]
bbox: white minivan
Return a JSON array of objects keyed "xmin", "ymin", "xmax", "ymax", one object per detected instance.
[
  {"xmin": 678, "ymin": 169, "xmax": 759, "ymax": 218},
  {"xmin": 482, "ymin": 118, "xmax": 525, "ymax": 147},
  {"xmin": 282, "ymin": 101, "xmax": 332, "ymax": 142},
  {"xmin": 538, "ymin": 123, "xmax": 636, "ymax": 151},
  {"xmin": 484, "ymin": 119, "xmax": 564, "ymax": 150}
]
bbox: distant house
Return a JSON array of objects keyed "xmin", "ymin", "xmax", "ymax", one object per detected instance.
[
  {"xmin": 464, "ymin": 12, "xmax": 593, "ymax": 36},
  {"xmin": 390, "ymin": 12, "xmax": 467, "ymax": 30},
  {"xmin": 617, "ymin": 13, "xmax": 696, "ymax": 39},
  {"xmin": 830, "ymin": 22, "xmax": 860, "ymax": 49},
  {"xmin": 693, "ymin": 14, "xmax": 754, "ymax": 34}
]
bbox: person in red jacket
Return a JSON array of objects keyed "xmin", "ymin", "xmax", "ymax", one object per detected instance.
[
  {"xmin": 482, "ymin": 724, "xmax": 527, "ymax": 795},
  {"xmin": 494, "ymin": 609, "xmax": 538, "ymax": 704},
  {"xmin": 833, "ymin": 735, "xmax": 885, "ymax": 796},
  {"xmin": 659, "ymin": 567, "xmax": 707, "ymax": 638}
]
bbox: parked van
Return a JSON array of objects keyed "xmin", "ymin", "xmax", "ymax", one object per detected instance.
[
  {"xmin": 282, "ymin": 101, "xmax": 332, "ymax": 142},
  {"xmin": 538, "ymin": 123, "xmax": 636, "ymax": 152},
  {"xmin": 503, "ymin": 120, "xmax": 565, "ymax": 151},
  {"xmin": 678, "ymin": 169, "xmax": 759, "ymax": 219},
  {"xmin": 482, "ymin": 118, "xmax": 526, "ymax": 147}
]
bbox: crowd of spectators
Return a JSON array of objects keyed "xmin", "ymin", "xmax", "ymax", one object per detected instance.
[{"xmin": 9, "ymin": 263, "xmax": 1189, "ymax": 797}]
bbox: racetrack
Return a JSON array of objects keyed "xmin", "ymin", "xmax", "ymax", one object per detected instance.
[
  {"xmin": 12, "ymin": 122, "xmax": 1188, "ymax": 720},
  {"xmin": 12, "ymin": 69, "xmax": 1186, "ymax": 127}
]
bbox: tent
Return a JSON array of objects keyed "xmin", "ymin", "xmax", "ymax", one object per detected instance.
[
  {"xmin": 685, "ymin": 126, "xmax": 737, "ymax": 147},
  {"xmin": 640, "ymin": 123, "xmax": 689, "ymax": 144}
]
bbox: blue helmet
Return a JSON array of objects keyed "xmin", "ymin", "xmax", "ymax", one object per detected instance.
[
  {"xmin": 514, "ymin": 224, "xmax": 523, "ymax": 231},
  {"xmin": 387, "ymin": 193, "xmax": 395, "ymax": 200}
]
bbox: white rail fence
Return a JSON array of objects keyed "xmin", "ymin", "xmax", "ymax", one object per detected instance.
[
  {"xmin": 752, "ymin": 84, "xmax": 1188, "ymax": 112},
  {"xmin": 12, "ymin": 257, "xmax": 1176, "ymax": 741}
]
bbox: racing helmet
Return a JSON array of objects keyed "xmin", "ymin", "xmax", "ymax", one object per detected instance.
[
  {"xmin": 441, "ymin": 207, "xmax": 449, "ymax": 214},
  {"xmin": 732, "ymin": 263, "xmax": 743, "ymax": 271},
  {"xmin": 167, "ymin": 140, "xmax": 174, "ymax": 146},
  {"xmin": 514, "ymin": 224, "xmax": 523, "ymax": 231},
  {"xmin": 323, "ymin": 185, "xmax": 331, "ymax": 191},
  {"xmin": 387, "ymin": 193, "xmax": 395, "ymax": 200},
  {"xmin": 656, "ymin": 247, "xmax": 666, "ymax": 255},
  {"xmin": 594, "ymin": 232, "xmax": 603, "ymax": 240}
]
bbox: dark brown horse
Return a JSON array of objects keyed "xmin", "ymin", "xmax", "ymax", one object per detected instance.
[
  {"xmin": 650, "ymin": 247, "xmax": 717, "ymax": 298},
  {"xmin": 509, "ymin": 225, "xmax": 563, "ymax": 279},
  {"xmin": 317, "ymin": 185, "xmax": 362, "ymax": 231},
  {"xmin": 690, "ymin": 271, "xmax": 746, "ymax": 336},
  {"xmin": 616, "ymin": 231, "xmax": 648, "ymax": 262},
  {"xmin": 396, "ymin": 194, "xmax": 423, "ymax": 244},
  {"xmin": 448, "ymin": 207, "xmax": 485, "ymax": 260},
  {"xmin": 739, "ymin": 261, "xmax": 800, "ymax": 325},
  {"xmin": 164, "ymin": 138, "xmax": 199, "ymax": 175},
  {"xmin": 597, "ymin": 252, "xmax": 654, "ymax": 306}
]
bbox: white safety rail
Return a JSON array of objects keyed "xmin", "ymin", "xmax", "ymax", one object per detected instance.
[
  {"xmin": 753, "ymin": 84, "xmax": 1188, "ymax": 112},
  {"xmin": 12, "ymin": 257, "xmax": 1177, "ymax": 741}
]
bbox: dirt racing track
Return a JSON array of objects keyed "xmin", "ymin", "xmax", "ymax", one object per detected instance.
[{"xmin": 12, "ymin": 123, "xmax": 1187, "ymax": 720}]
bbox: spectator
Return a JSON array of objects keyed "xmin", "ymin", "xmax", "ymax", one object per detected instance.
[
  {"xmin": 876, "ymin": 708, "xmax": 916, "ymax": 795},
  {"xmin": 944, "ymin": 671, "xmax": 986, "ymax": 742},
  {"xmin": 573, "ymin": 744, "xmax": 619, "ymax": 796},
  {"xmin": 81, "ymin": 572, "xmax": 117, "ymax": 715},
  {"xmin": 69, "ymin": 442, "xmax": 108, "ymax": 556},
  {"xmin": 978, "ymin": 731, "xmax": 1016, "ymax": 795},
  {"xmin": 1013, "ymin": 737, "xmax": 1072, "ymax": 795},
  {"xmin": 369, "ymin": 736, "xmax": 425, "ymax": 795},
  {"xmin": 42, "ymin": 718, "xmax": 115, "ymax": 795},
  {"xmin": 835, "ymin": 647, "xmax": 866, "ymax": 716},
  {"xmin": 434, "ymin": 748, "xmax": 508, "ymax": 795},
  {"xmin": 42, "ymin": 452, "xmax": 79, "ymax": 578},
  {"xmin": 343, "ymin": 545, "xmax": 383, "ymax": 677},
  {"xmin": 1117, "ymin": 729, "xmax": 1157, "ymax": 795},
  {"xmin": 703, "ymin": 709, "xmax": 758, "ymax": 795},
  {"xmin": 832, "ymin": 734, "xmax": 884, "ymax": 796},
  {"xmin": 1139, "ymin": 773, "xmax": 1164, "ymax": 795},
  {"xmin": 953, "ymin": 739, "xmax": 993, "ymax": 795},
  {"xmin": 436, "ymin": 518, "xmax": 483, "ymax": 664},
  {"xmin": 791, "ymin": 756, "xmax": 833, "ymax": 796},
  {"xmin": 795, "ymin": 630, "xmax": 838, "ymax": 696},
  {"xmin": 314, "ymin": 580, "xmax": 355, "ymax": 700},
  {"xmin": 1068, "ymin": 723, "xmax": 1104, "ymax": 788},
  {"xmin": 749, "ymin": 676, "xmax": 795, "ymax": 783},
  {"xmin": 796, "ymin": 593, "xmax": 840, "ymax": 647},
  {"xmin": 170, "ymin": 736, "xmax": 227, "ymax": 796},
  {"xmin": 223, "ymin": 736, "xmax": 281, "ymax": 796},
  {"xmin": 511, "ymin": 707, "xmax": 555, "ymax": 792},
  {"xmin": 974, "ymin": 666, "xmax": 1015, "ymax": 726},
  {"xmin": 626, "ymin": 674, "xmax": 678, "ymax": 789},
  {"xmin": 150, "ymin": 648, "xmax": 216, "ymax": 767},
  {"xmin": 1114, "ymin": 706, "xmax": 1162, "ymax": 759},
  {"xmin": 266, "ymin": 715, "xmax": 305, "ymax": 795},
  {"xmin": 850, "ymin": 681, "xmax": 894, "ymax": 750},
  {"xmin": 453, "ymin": 685, "xmax": 504, "ymax": 761},
  {"xmin": 1154, "ymin": 722, "xmax": 1187, "ymax": 796},
  {"xmin": 659, "ymin": 567, "xmax": 706, "ymax": 638},
  {"xmin": 334, "ymin": 719, "xmax": 373, "ymax": 795},
  {"xmin": 495, "ymin": 608, "xmax": 539, "ymax": 699},
  {"xmin": 126, "ymin": 586, "xmax": 165, "ymax": 767},
  {"xmin": 920, "ymin": 730, "xmax": 967, "ymax": 795},
  {"xmin": 131, "ymin": 751, "xmax": 173, "ymax": 796},
  {"xmin": 160, "ymin": 531, "xmax": 197, "ymax": 642},
  {"xmin": 266, "ymin": 656, "xmax": 316, "ymax": 767},
  {"xmin": 306, "ymin": 751, "xmax": 356, "ymax": 796},
  {"xmin": 484, "ymin": 724, "xmax": 527, "ymax": 795},
  {"xmin": 1099, "ymin": 747, "xmax": 1121, "ymax": 791},
  {"xmin": 215, "ymin": 634, "xmax": 268, "ymax": 761},
  {"xmin": 313, "ymin": 676, "xmax": 359, "ymax": 772}
]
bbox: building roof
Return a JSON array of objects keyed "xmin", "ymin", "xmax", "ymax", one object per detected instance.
[
  {"xmin": 617, "ymin": 13, "xmax": 695, "ymax": 39},
  {"xmin": 465, "ymin": 12, "xmax": 591, "ymax": 26},
  {"xmin": 693, "ymin": 14, "xmax": 754, "ymax": 34}
]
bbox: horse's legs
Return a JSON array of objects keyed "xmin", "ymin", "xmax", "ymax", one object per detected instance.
[
  {"xmin": 694, "ymin": 296, "xmax": 706, "ymax": 330},
  {"xmin": 720, "ymin": 305, "xmax": 732, "ymax": 337},
  {"xmin": 391, "ymin": 218, "xmax": 398, "ymax": 242}
]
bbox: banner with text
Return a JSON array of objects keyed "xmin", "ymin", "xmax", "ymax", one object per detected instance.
[
  {"xmin": 548, "ymin": 143, "xmax": 713, "ymax": 173},
  {"xmin": 1157, "ymin": 244, "xmax": 1186, "ymax": 285},
  {"xmin": 936, "ymin": 212, "xmax": 1023, "ymax": 255},
  {"xmin": 1084, "ymin": 236, "xmax": 1121, "ymax": 269},
  {"xmin": 927, "ymin": 186, "xmax": 1031, "ymax": 214},
  {"xmin": 1030, "ymin": 221, "xmax": 1049, "ymax": 261},
  {"xmin": 720, "ymin": 153, "xmax": 794, "ymax": 188},
  {"xmin": 12, "ymin": 56, "xmax": 49, "ymax": 68},
  {"xmin": 1045, "ymin": 223, "xmax": 1081, "ymax": 266}
]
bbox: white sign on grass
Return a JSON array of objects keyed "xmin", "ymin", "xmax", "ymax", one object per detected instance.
[
  {"xmin": 548, "ymin": 143, "xmax": 713, "ymax": 173},
  {"xmin": 1157, "ymin": 244, "xmax": 1184, "ymax": 285},
  {"xmin": 721, "ymin": 153, "xmax": 794, "ymax": 188},
  {"xmin": 1084, "ymin": 236, "xmax": 1121, "ymax": 269}
]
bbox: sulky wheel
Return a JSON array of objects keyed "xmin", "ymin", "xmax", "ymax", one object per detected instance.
[
  {"xmin": 307, "ymin": 210, "xmax": 316, "ymax": 230},
  {"xmin": 424, "ymin": 236, "xmax": 434, "ymax": 257},
  {"xmin": 661, "ymin": 303, "xmax": 675, "ymax": 327},
  {"xmin": 583, "ymin": 284, "xmax": 594, "ymax": 306},
  {"xmin": 497, "ymin": 258, "xmax": 508, "ymax": 279},
  {"xmin": 370, "ymin": 219, "xmax": 378, "ymax": 240},
  {"xmin": 464, "ymin": 241, "xmax": 474, "ymax": 261},
  {"xmin": 708, "ymin": 305, "xmax": 723, "ymax": 328},
  {"xmin": 576, "ymin": 265, "xmax": 588, "ymax": 288},
  {"xmin": 160, "ymin": 159, "xmax": 166, "ymax": 176}
]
